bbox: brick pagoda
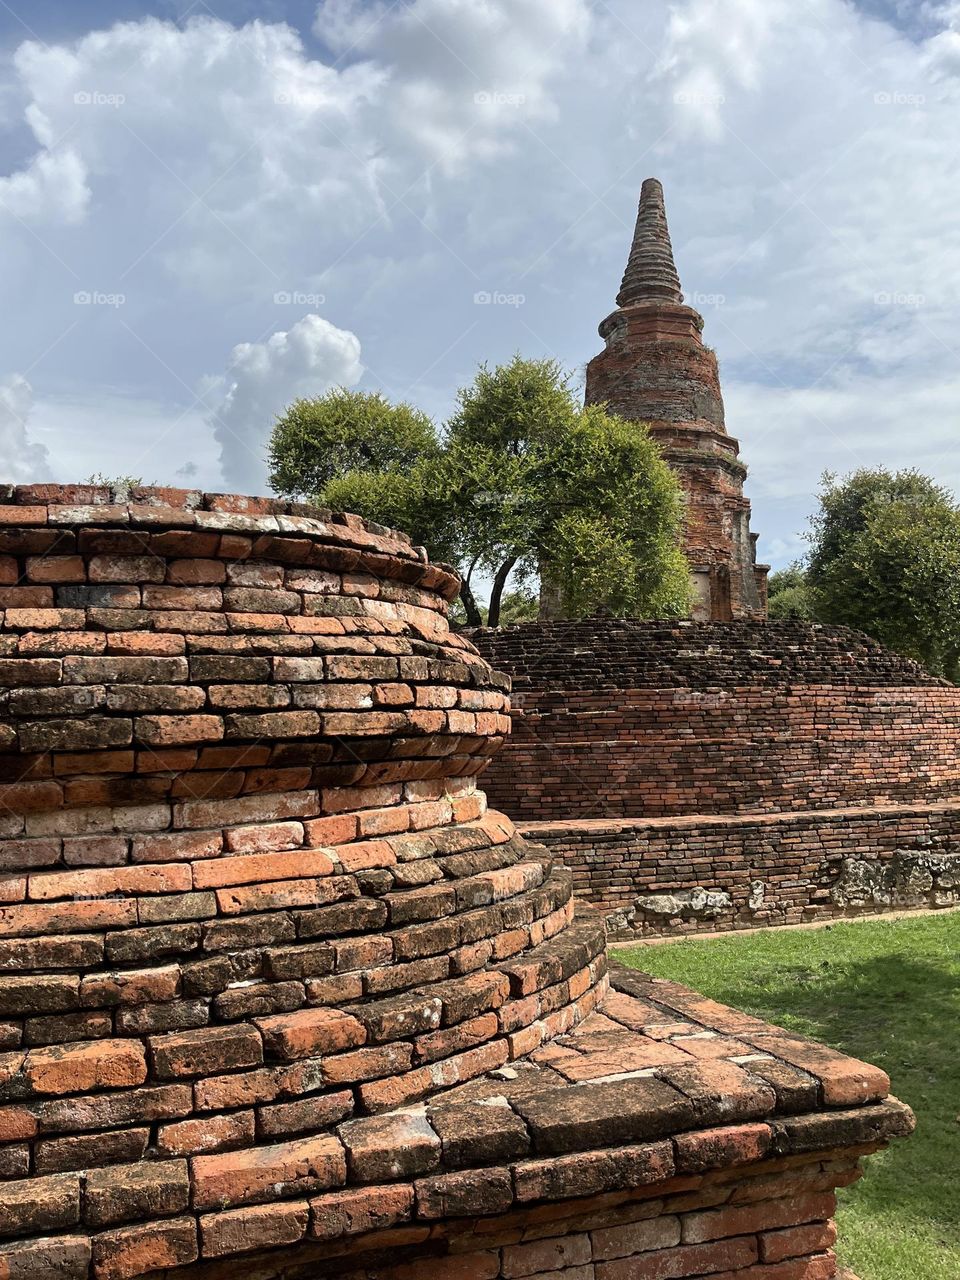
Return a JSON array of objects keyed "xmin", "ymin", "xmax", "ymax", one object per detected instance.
[
  {"xmin": 0, "ymin": 485, "xmax": 910, "ymax": 1279},
  {"xmin": 585, "ymin": 178, "xmax": 768, "ymax": 620}
]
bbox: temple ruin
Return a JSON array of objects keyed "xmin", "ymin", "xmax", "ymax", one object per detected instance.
[
  {"xmin": 0, "ymin": 485, "xmax": 911, "ymax": 1278},
  {"xmin": 585, "ymin": 178, "xmax": 768, "ymax": 621},
  {"xmin": 471, "ymin": 177, "xmax": 960, "ymax": 940}
]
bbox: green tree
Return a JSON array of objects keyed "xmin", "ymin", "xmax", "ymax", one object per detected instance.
[
  {"xmin": 268, "ymin": 358, "xmax": 689, "ymax": 626},
  {"xmin": 806, "ymin": 468, "xmax": 960, "ymax": 679},
  {"xmin": 268, "ymin": 390, "xmax": 438, "ymax": 499},
  {"xmin": 766, "ymin": 563, "xmax": 814, "ymax": 620}
]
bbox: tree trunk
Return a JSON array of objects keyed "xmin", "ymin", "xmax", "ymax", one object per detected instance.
[
  {"xmin": 459, "ymin": 580, "xmax": 483, "ymax": 628},
  {"xmin": 487, "ymin": 555, "xmax": 518, "ymax": 628}
]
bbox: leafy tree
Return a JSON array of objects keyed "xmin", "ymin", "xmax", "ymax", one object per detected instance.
[
  {"xmin": 766, "ymin": 564, "xmax": 814, "ymax": 620},
  {"xmin": 806, "ymin": 468, "xmax": 960, "ymax": 679},
  {"xmin": 268, "ymin": 390, "xmax": 438, "ymax": 499},
  {"xmin": 807, "ymin": 468, "xmax": 954, "ymax": 579},
  {"xmin": 268, "ymin": 358, "xmax": 689, "ymax": 626}
]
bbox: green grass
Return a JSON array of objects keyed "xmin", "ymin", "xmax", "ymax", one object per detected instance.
[{"xmin": 617, "ymin": 914, "xmax": 960, "ymax": 1280}]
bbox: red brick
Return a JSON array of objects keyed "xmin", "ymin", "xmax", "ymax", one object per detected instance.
[
  {"xmin": 256, "ymin": 1007, "xmax": 366, "ymax": 1061},
  {"xmin": 591, "ymin": 1214, "xmax": 684, "ymax": 1261},
  {"xmin": 91, "ymin": 1217, "xmax": 198, "ymax": 1280},
  {"xmin": 135, "ymin": 714, "xmax": 224, "ymax": 745},
  {"xmin": 310, "ymin": 1183, "xmax": 413, "ymax": 1240},
  {"xmin": 167, "ymin": 558, "xmax": 226, "ymax": 584},
  {"xmin": 760, "ymin": 1221, "xmax": 838, "ymax": 1264},
  {"xmin": 222, "ymin": 820, "xmax": 304, "ymax": 855},
  {"xmin": 28, "ymin": 863, "xmax": 191, "ymax": 900},
  {"xmin": 502, "ymin": 1235, "xmax": 593, "ymax": 1276},
  {"xmin": 597, "ymin": 1237, "xmax": 759, "ymax": 1279},
  {"xmin": 150, "ymin": 1024, "xmax": 263, "ymax": 1078},
  {"xmin": 257, "ymin": 1089, "xmax": 353, "ymax": 1138},
  {"xmin": 24, "ymin": 1039, "xmax": 147, "ymax": 1094},
  {"xmin": 200, "ymin": 1200, "xmax": 310, "ymax": 1257},
  {"xmin": 674, "ymin": 1123, "xmax": 773, "ymax": 1173},
  {"xmin": 191, "ymin": 1133, "xmax": 346, "ymax": 1210},
  {"xmin": 681, "ymin": 1193, "xmax": 837, "ymax": 1245},
  {"xmin": 158, "ymin": 1110, "xmax": 256, "ymax": 1156}
]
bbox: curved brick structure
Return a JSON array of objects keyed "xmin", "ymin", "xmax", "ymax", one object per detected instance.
[
  {"xmin": 471, "ymin": 619, "xmax": 960, "ymax": 934},
  {"xmin": 585, "ymin": 179, "xmax": 768, "ymax": 620},
  {"xmin": 0, "ymin": 485, "xmax": 607, "ymax": 1277},
  {"xmin": 0, "ymin": 488, "xmax": 913, "ymax": 1280}
]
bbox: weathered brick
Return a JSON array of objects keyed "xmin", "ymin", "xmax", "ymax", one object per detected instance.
[
  {"xmin": 200, "ymin": 1200, "xmax": 310, "ymax": 1257},
  {"xmin": 0, "ymin": 1172, "xmax": 80, "ymax": 1238},
  {"xmin": 84, "ymin": 1160, "xmax": 190, "ymax": 1227},
  {"xmin": 191, "ymin": 1133, "xmax": 346, "ymax": 1209},
  {"xmin": 256, "ymin": 1007, "xmax": 365, "ymax": 1061},
  {"xmin": 23, "ymin": 1039, "xmax": 147, "ymax": 1095},
  {"xmin": 157, "ymin": 1110, "xmax": 256, "ymax": 1157},
  {"xmin": 150, "ymin": 1024, "xmax": 263, "ymax": 1079},
  {"xmin": 90, "ymin": 1217, "xmax": 198, "ymax": 1280}
]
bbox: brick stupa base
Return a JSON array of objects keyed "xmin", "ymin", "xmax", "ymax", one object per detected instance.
[
  {"xmin": 471, "ymin": 619, "xmax": 960, "ymax": 937},
  {"xmin": 0, "ymin": 487, "xmax": 911, "ymax": 1279}
]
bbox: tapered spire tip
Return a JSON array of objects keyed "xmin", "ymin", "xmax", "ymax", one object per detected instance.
[{"xmin": 616, "ymin": 177, "xmax": 684, "ymax": 308}]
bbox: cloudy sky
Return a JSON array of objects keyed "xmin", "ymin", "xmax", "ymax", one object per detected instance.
[{"xmin": 1, "ymin": 0, "xmax": 959, "ymax": 569}]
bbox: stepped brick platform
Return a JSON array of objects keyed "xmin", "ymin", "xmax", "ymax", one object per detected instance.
[
  {"xmin": 470, "ymin": 620, "xmax": 960, "ymax": 936},
  {"xmin": 0, "ymin": 487, "xmax": 911, "ymax": 1278}
]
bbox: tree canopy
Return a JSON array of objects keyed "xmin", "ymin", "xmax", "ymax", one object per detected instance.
[
  {"xmin": 766, "ymin": 564, "xmax": 813, "ymax": 620},
  {"xmin": 268, "ymin": 356, "xmax": 689, "ymax": 626},
  {"xmin": 804, "ymin": 468, "xmax": 960, "ymax": 679}
]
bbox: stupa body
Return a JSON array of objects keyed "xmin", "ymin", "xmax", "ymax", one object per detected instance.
[{"xmin": 585, "ymin": 178, "xmax": 768, "ymax": 620}]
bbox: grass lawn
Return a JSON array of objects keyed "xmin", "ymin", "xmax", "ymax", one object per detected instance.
[{"xmin": 617, "ymin": 913, "xmax": 960, "ymax": 1280}]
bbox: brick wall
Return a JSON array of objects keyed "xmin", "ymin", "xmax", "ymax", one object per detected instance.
[
  {"xmin": 470, "ymin": 619, "xmax": 960, "ymax": 935},
  {"xmin": 471, "ymin": 621, "xmax": 956, "ymax": 824},
  {"xmin": 520, "ymin": 801, "xmax": 960, "ymax": 937},
  {"xmin": 165, "ymin": 1146, "xmax": 851, "ymax": 1278}
]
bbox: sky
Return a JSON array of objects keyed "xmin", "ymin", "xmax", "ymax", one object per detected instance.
[{"xmin": 2, "ymin": 0, "xmax": 960, "ymax": 571}]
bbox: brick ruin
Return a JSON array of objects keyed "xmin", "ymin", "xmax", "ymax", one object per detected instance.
[
  {"xmin": 472, "ymin": 619, "xmax": 960, "ymax": 936},
  {"xmin": 585, "ymin": 178, "xmax": 768, "ymax": 621},
  {"xmin": 0, "ymin": 486, "xmax": 912, "ymax": 1278}
]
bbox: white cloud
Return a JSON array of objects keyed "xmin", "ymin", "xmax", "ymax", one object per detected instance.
[
  {"xmin": 0, "ymin": 1, "xmax": 958, "ymax": 563},
  {"xmin": 205, "ymin": 314, "xmax": 363, "ymax": 492},
  {"xmin": 0, "ymin": 375, "xmax": 51, "ymax": 483},
  {"xmin": 0, "ymin": 147, "xmax": 89, "ymax": 224}
]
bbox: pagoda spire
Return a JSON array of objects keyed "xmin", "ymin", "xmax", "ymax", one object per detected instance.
[{"xmin": 615, "ymin": 177, "xmax": 684, "ymax": 308}]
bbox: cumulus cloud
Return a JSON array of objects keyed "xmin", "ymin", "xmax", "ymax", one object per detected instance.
[
  {"xmin": 205, "ymin": 314, "xmax": 362, "ymax": 492},
  {"xmin": 0, "ymin": 148, "xmax": 89, "ymax": 224},
  {"xmin": 0, "ymin": 376, "xmax": 51, "ymax": 483},
  {"xmin": 1, "ymin": 1, "xmax": 960, "ymax": 563}
]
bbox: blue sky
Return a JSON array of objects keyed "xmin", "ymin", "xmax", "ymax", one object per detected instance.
[{"xmin": 2, "ymin": 0, "xmax": 960, "ymax": 572}]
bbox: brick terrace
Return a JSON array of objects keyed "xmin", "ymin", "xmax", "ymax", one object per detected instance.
[
  {"xmin": 471, "ymin": 620, "xmax": 960, "ymax": 935},
  {"xmin": 0, "ymin": 487, "xmax": 912, "ymax": 1278}
]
